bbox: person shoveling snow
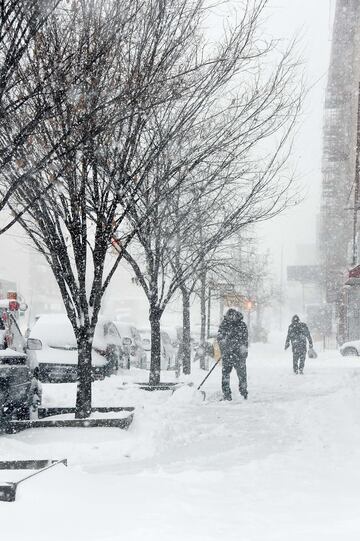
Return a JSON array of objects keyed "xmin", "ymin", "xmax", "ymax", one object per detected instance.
[
  {"xmin": 172, "ymin": 309, "xmax": 248, "ymax": 402},
  {"xmin": 217, "ymin": 309, "xmax": 248, "ymax": 401}
]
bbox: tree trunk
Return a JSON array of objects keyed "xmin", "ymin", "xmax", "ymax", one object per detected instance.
[
  {"xmin": 181, "ymin": 287, "xmax": 191, "ymax": 375},
  {"xmin": 75, "ymin": 330, "xmax": 93, "ymax": 419},
  {"xmin": 149, "ymin": 307, "xmax": 162, "ymax": 385},
  {"xmin": 199, "ymin": 268, "xmax": 207, "ymax": 370}
]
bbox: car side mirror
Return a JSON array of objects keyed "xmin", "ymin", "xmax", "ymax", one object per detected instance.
[{"xmin": 27, "ymin": 338, "xmax": 42, "ymax": 351}]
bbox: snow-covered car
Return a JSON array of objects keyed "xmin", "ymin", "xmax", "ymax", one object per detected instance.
[
  {"xmin": 161, "ymin": 326, "xmax": 182, "ymax": 348},
  {"xmin": 339, "ymin": 340, "xmax": 360, "ymax": 356},
  {"xmin": 139, "ymin": 328, "xmax": 176, "ymax": 370},
  {"xmin": 27, "ymin": 314, "xmax": 123, "ymax": 383},
  {"xmin": 114, "ymin": 322, "xmax": 147, "ymax": 369},
  {"xmin": 0, "ymin": 313, "xmax": 41, "ymax": 422},
  {"xmin": 161, "ymin": 330, "xmax": 176, "ymax": 369},
  {"xmin": 0, "ymin": 350, "xmax": 41, "ymax": 422},
  {"xmin": 141, "ymin": 332, "xmax": 151, "ymax": 353},
  {"xmin": 139, "ymin": 330, "xmax": 151, "ymax": 369}
]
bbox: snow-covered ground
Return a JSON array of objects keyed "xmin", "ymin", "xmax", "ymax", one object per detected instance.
[{"xmin": 2, "ymin": 337, "xmax": 360, "ymax": 540}]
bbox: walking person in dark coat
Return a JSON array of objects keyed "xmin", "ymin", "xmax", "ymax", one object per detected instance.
[
  {"xmin": 217, "ymin": 308, "xmax": 248, "ymax": 401},
  {"xmin": 285, "ymin": 315, "xmax": 313, "ymax": 375}
]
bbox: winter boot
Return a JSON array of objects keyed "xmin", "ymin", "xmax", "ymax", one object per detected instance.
[
  {"xmin": 221, "ymin": 395, "xmax": 232, "ymax": 401},
  {"xmin": 241, "ymin": 391, "xmax": 248, "ymax": 400}
]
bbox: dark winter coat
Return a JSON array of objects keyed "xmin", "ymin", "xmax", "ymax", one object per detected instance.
[
  {"xmin": 217, "ymin": 311, "xmax": 248, "ymax": 363},
  {"xmin": 285, "ymin": 321, "xmax": 313, "ymax": 354}
]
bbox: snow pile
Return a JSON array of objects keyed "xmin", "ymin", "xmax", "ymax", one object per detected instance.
[{"xmin": 169, "ymin": 383, "xmax": 204, "ymax": 404}]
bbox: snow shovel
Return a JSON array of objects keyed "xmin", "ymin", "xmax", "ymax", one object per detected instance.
[
  {"xmin": 196, "ymin": 357, "xmax": 222, "ymax": 399},
  {"xmin": 171, "ymin": 358, "xmax": 221, "ymax": 402}
]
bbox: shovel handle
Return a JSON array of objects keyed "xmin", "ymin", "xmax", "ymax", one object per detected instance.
[{"xmin": 197, "ymin": 358, "xmax": 222, "ymax": 390}]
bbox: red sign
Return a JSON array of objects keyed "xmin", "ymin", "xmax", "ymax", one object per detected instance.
[{"xmin": 349, "ymin": 265, "xmax": 360, "ymax": 278}]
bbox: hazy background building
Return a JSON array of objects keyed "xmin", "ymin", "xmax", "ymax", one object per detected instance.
[
  {"xmin": 319, "ymin": 0, "xmax": 360, "ymax": 343},
  {"xmin": 320, "ymin": 0, "xmax": 360, "ymax": 303}
]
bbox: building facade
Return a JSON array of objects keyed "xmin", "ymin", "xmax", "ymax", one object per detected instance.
[{"xmin": 319, "ymin": 0, "xmax": 360, "ymax": 342}]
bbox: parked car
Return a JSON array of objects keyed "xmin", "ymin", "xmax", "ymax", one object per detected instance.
[
  {"xmin": 141, "ymin": 332, "xmax": 151, "ymax": 352},
  {"xmin": 139, "ymin": 330, "xmax": 151, "ymax": 369},
  {"xmin": 161, "ymin": 330, "xmax": 176, "ymax": 369},
  {"xmin": 113, "ymin": 322, "xmax": 147, "ymax": 368},
  {"xmin": 160, "ymin": 326, "xmax": 181, "ymax": 347},
  {"xmin": 27, "ymin": 314, "xmax": 123, "ymax": 383},
  {"xmin": 339, "ymin": 340, "xmax": 360, "ymax": 356},
  {"xmin": 0, "ymin": 351, "xmax": 41, "ymax": 422},
  {"xmin": 112, "ymin": 322, "xmax": 132, "ymax": 369},
  {"xmin": 139, "ymin": 327, "xmax": 176, "ymax": 370},
  {"xmin": 0, "ymin": 313, "xmax": 41, "ymax": 422}
]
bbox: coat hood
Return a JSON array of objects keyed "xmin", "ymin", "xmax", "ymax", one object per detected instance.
[{"xmin": 224, "ymin": 309, "xmax": 243, "ymax": 322}]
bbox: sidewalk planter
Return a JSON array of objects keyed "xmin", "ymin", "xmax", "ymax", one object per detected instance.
[{"xmin": 4, "ymin": 406, "xmax": 135, "ymax": 434}]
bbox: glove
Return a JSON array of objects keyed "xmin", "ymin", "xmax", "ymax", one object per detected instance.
[{"xmin": 284, "ymin": 344, "xmax": 289, "ymax": 350}]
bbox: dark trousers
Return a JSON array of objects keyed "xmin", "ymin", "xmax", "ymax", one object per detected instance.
[
  {"xmin": 292, "ymin": 350, "xmax": 306, "ymax": 373},
  {"xmin": 222, "ymin": 357, "xmax": 247, "ymax": 399}
]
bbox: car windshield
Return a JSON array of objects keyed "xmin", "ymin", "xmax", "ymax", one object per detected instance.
[{"xmin": 31, "ymin": 315, "xmax": 76, "ymax": 348}]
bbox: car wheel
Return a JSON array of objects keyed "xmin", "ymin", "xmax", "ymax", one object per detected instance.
[{"xmin": 342, "ymin": 347, "xmax": 359, "ymax": 356}]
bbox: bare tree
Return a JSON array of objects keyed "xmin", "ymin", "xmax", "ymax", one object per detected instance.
[
  {"xmin": 8, "ymin": 0, "xmax": 141, "ymax": 417},
  {"xmin": 8, "ymin": 0, "xmax": 258, "ymax": 414},
  {"xmin": 122, "ymin": 26, "xmax": 302, "ymax": 383}
]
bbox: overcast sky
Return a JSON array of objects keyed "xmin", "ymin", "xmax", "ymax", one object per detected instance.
[{"xmin": 258, "ymin": 0, "xmax": 333, "ymax": 271}]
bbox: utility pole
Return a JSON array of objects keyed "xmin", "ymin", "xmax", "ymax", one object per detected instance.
[{"xmin": 352, "ymin": 82, "xmax": 360, "ymax": 266}]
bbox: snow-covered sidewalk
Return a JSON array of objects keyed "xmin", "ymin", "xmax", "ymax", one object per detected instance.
[{"xmin": 2, "ymin": 342, "xmax": 360, "ymax": 540}]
